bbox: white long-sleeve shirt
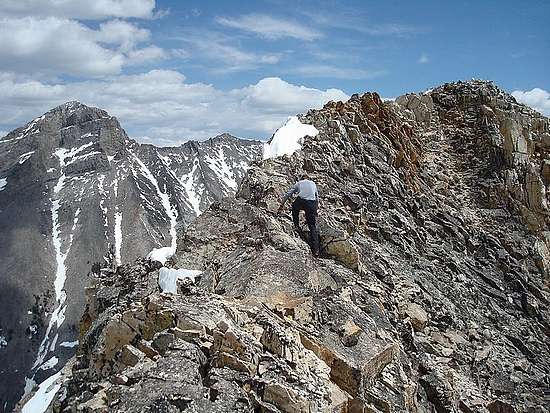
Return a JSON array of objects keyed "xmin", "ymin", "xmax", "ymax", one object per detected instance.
[{"xmin": 282, "ymin": 179, "xmax": 318, "ymax": 202}]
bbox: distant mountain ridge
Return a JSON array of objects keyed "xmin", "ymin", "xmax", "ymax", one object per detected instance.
[{"xmin": 0, "ymin": 101, "xmax": 262, "ymax": 409}]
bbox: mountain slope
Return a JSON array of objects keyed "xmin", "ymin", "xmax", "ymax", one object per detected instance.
[
  {"xmin": 48, "ymin": 81, "xmax": 549, "ymax": 412},
  {"xmin": 0, "ymin": 102, "xmax": 261, "ymax": 410}
]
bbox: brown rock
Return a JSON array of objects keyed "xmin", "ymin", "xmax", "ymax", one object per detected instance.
[
  {"xmin": 119, "ymin": 344, "xmax": 144, "ymax": 367},
  {"xmin": 263, "ymin": 383, "xmax": 310, "ymax": 413},
  {"xmin": 340, "ymin": 319, "xmax": 363, "ymax": 347},
  {"xmin": 172, "ymin": 327, "xmax": 203, "ymax": 342},
  {"xmin": 102, "ymin": 316, "xmax": 137, "ymax": 361},
  {"xmin": 403, "ymin": 302, "xmax": 428, "ymax": 331},
  {"xmin": 136, "ymin": 339, "xmax": 159, "ymax": 359}
]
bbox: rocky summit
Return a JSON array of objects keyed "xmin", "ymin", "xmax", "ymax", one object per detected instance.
[
  {"xmin": 0, "ymin": 103, "xmax": 261, "ymax": 411},
  {"xmin": 14, "ymin": 80, "xmax": 550, "ymax": 412}
]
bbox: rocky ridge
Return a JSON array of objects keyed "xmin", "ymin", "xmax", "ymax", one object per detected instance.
[
  {"xmin": 28, "ymin": 81, "xmax": 550, "ymax": 412},
  {"xmin": 0, "ymin": 103, "xmax": 261, "ymax": 411}
]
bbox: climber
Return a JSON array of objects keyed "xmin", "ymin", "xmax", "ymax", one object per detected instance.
[{"xmin": 278, "ymin": 174, "xmax": 320, "ymax": 257}]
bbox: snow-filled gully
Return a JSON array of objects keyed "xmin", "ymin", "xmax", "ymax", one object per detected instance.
[
  {"xmin": 25, "ymin": 143, "xmax": 91, "ymax": 410},
  {"xmin": 129, "ymin": 151, "xmax": 178, "ymax": 263}
]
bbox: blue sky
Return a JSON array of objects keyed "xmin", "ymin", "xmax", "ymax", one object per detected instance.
[
  {"xmin": 151, "ymin": 0, "xmax": 549, "ymax": 94},
  {"xmin": 0, "ymin": 0, "xmax": 548, "ymax": 144}
]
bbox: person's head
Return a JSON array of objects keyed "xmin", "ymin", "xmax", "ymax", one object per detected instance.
[{"xmin": 300, "ymin": 173, "xmax": 309, "ymax": 181}]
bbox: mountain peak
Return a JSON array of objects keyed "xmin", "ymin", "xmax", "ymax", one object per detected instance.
[
  {"xmin": 49, "ymin": 100, "xmax": 111, "ymax": 119},
  {"xmin": 214, "ymin": 132, "xmax": 236, "ymax": 139},
  {"xmin": 208, "ymin": 132, "xmax": 262, "ymax": 146}
]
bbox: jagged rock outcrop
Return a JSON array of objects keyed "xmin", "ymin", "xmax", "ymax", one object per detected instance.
[
  {"xmin": 29, "ymin": 81, "xmax": 550, "ymax": 412},
  {"xmin": 0, "ymin": 102, "xmax": 261, "ymax": 411}
]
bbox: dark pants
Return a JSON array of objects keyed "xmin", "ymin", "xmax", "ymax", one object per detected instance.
[{"xmin": 292, "ymin": 197, "xmax": 319, "ymax": 255}]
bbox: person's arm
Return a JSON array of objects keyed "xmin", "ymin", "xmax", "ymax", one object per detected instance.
[
  {"xmin": 315, "ymin": 186, "xmax": 320, "ymax": 208},
  {"xmin": 278, "ymin": 183, "xmax": 298, "ymax": 212}
]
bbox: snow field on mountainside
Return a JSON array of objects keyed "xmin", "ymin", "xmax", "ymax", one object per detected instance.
[{"xmin": 21, "ymin": 371, "xmax": 62, "ymax": 413}]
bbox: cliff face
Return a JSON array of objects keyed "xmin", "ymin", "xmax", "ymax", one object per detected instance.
[
  {"xmin": 46, "ymin": 81, "xmax": 548, "ymax": 413},
  {"xmin": 0, "ymin": 102, "xmax": 261, "ymax": 411}
]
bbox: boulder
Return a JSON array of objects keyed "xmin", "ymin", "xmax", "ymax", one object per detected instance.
[
  {"xmin": 403, "ymin": 302, "xmax": 429, "ymax": 331},
  {"xmin": 119, "ymin": 344, "xmax": 145, "ymax": 367}
]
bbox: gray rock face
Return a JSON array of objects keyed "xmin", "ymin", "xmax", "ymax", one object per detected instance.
[
  {"xmin": 0, "ymin": 102, "xmax": 261, "ymax": 410},
  {"xmin": 45, "ymin": 81, "xmax": 549, "ymax": 413},
  {"xmin": 156, "ymin": 133, "xmax": 262, "ymax": 216}
]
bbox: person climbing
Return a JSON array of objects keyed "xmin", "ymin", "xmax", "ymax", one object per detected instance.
[{"xmin": 278, "ymin": 174, "xmax": 320, "ymax": 257}]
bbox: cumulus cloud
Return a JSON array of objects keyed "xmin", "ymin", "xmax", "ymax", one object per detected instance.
[
  {"xmin": 0, "ymin": 0, "xmax": 157, "ymax": 20},
  {"xmin": 0, "ymin": 16, "xmax": 166, "ymax": 77},
  {"xmin": 0, "ymin": 16, "xmax": 123, "ymax": 76},
  {"xmin": 511, "ymin": 88, "xmax": 550, "ymax": 116},
  {"xmin": 96, "ymin": 19, "xmax": 151, "ymax": 51},
  {"xmin": 0, "ymin": 71, "xmax": 348, "ymax": 144},
  {"xmin": 215, "ymin": 14, "xmax": 322, "ymax": 41}
]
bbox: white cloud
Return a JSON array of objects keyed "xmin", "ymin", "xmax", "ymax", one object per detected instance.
[
  {"xmin": 241, "ymin": 77, "xmax": 347, "ymax": 112},
  {"xmin": 512, "ymin": 88, "xmax": 550, "ymax": 116},
  {"xmin": 126, "ymin": 46, "xmax": 168, "ymax": 65},
  {"xmin": 0, "ymin": 16, "xmax": 165, "ymax": 76},
  {"xmin": 0, "ymin": 70, "xmax": 349, "ymax": 144},
  {"xmin": 360, "ymin": 23, "xmax": 421, "ymax": 36},
  {"xmin": 97, "ymin": 19, "xmax": 151, "ymax": 51},
  {"xmin": 180, "ymin": 32, "xmax": 281, "ymax": 71},
  {"xmin": 0, "ymin": 0, "xmax": 157, "ymax": 19},
  {"xmin": 300, "ymin": 10, "xmax": 421, "ymax": 37},
  {"xmin": 290, "ymin": 65, "xmax": 386, "ymax": 80},
  {"xmin": 216, "ymin": 14, "xmax": 322, "ymax": 41},
  {"xmin": 418, "ymin": 54, "xmax": 429, "ymax": 64},
  {"xmin": 171, "ymin": 48, "xmax": 190, "ymax": 59}
]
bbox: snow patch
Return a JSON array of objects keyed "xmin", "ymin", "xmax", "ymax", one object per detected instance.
[
  {"xmin": 55, "ymin": 142, "xmax": 94, "ymax": 165},
  {"xmin": 158, "ymin": 267, "xmax": 202, "ymax": 294},
  {"xmin": 51, "ymin": 197, "xmax": 67, "ymax": 299},
  {"xmin": 18, "ymin": 151, "xmax": 35, "ymax": 164},
  {"xmin": 147, "ymin": 247, "xmax": 174, "ymax": 265},
  {"xmin": 21, "ymin": 371, "xmax": 62, "ymax": 413},
  {"xmin": 49, "ymin": 334, "xmax": 58, "ymax": 351},
  {"xmin": 181, "ymin": 159, "xmax": 201, "ymax": 216},
  {"xmin": 114, "ymin": 211, "xmax": 122, "ymax": 266},
  {"xmin": 59, "ymin": 340, "xmax": 78, "ymax": 348},
  {"xmin": 23, "ymin": 377, "xmax": 36, "ymax": 399},
  {"xmin": 64, "ymin": 151, "xmax": 101, "ymax": 166},
  {"xmin": 0, "ymin": 177, "xmax": 7, "ymax": 192},
  {"xmin": 0, "ymin": 335, "xmax": 7, "ymax": 348},
  {"xmin": 113, "ymin": 178, "xmax": 122, "ymax": 266},
  {"xmin": 206, "ymin": 147, "xmax": 238, "ymax": 190},
  {"xmin": 263, "ymin": 116, "xmax": 319, "ymax": 159},
  {"xmin": 39, "ymin": 356, "xmax": 58, "ymax": 370}
]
